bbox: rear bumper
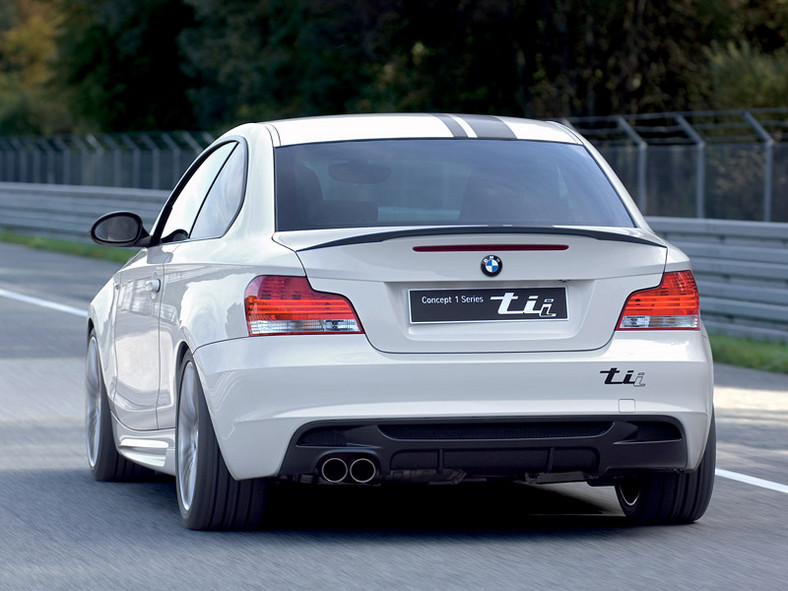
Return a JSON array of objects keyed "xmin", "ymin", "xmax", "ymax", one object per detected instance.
[
  {"xmin": 193, "ymin": 331, "xmax": 713, "ymax": 481},
  {"xmin": 280, "ymin": 416, "xmax": 688, "ymax": 483}
]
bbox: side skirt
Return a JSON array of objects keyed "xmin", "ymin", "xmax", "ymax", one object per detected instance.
[{"xmin": 111, "ymin": 414, "xmax": 176, "ymax": 476}]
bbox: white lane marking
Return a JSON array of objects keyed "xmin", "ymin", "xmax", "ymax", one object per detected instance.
[
  {"xmin": 716, "ymin": 468, "xmax": 788, "ymax": 494},
  {"xmin": 0, "ymin": 287, "xmax": 88, "ymax": 318}
]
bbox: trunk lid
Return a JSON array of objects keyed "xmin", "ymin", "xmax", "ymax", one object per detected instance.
[{"xmin": 277, "ymin": 227, "xmax": 667, "ymax": 354}]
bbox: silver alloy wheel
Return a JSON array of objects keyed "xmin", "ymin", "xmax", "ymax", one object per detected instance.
[
  {"xmin": 177, "ymin": 360, "xmax": 200, "ymax": 513},
  {"xmin": 85, "ymin": 335, "xmax": 102, "ymax": 469}
]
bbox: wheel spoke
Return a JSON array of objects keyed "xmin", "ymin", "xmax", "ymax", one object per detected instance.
[
  {"xmin": 85, "ymin": 337, "xmax": 102, "ymax": 468},
  {"xmin": 177, "ymin": 361, "xmax": 200, "ymax": 513}
]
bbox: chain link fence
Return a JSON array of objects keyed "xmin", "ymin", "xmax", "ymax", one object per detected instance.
[
  {"xmin": 0, "ymin": 109, "xmax": 787, "ymax": 221},
  {"xmin": 563, "ymin": 108, "xmax": 788, "ymax": 222},
  {"xmin": 0, "ymin": 131, "xmax": 215, "ymax": 191}
]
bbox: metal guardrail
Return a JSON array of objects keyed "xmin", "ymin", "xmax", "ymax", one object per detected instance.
[
  {"xmin": 0, "ymin": 182, "xmax": 167, "ymax": 241},
  {"xmin": 648, "ymin": 217, "xmax": 788, "ymax": 344},
  {"xmin": 1, "ymin": 182, "xmax": 786, "ymax": 344}
]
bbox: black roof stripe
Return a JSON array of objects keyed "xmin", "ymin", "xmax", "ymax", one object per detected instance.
[
  {"xmin": 458, "ymin": 115, "xmax": 517, "ymax": 140},
  {"xmin": 434, "ymin": 114, "xmax": 468, "ymax": 138}
]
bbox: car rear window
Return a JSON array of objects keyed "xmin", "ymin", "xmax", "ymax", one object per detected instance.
[{"xmin": 275, "ymin": 139, "xmax": 634, "ymax": 231}]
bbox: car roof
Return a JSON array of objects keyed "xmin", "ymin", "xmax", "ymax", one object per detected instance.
[{"xmin": 261, "ymin": 113, "xmax": 581, "ymax": 147}]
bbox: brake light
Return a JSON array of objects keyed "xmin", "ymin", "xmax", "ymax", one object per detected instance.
[
  {"xmin": 617, "ymin": 271, "xmax": 699, "ymax": 330},
  {"xmin": 244, "ymin": 276, "xmax": 363, "ymax": 336}
]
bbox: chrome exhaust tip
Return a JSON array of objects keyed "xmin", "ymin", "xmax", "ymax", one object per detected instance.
[
  {"xmin": 320, "ymin": 457, "xmax": 349, "ymax": 483},
  {"xmin": 349, "ymin": 457, "xmax": 377, "ymax": 484}
]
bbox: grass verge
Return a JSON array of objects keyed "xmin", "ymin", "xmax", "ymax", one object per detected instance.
[
  {"xmin": 708, "ymin": 333, "xmax": 788, "ymax": 375},
  {"xmin": 0, "ymin": 231, "xmax": 133, "ymax": 263},
  {"xmin": 2, "ymin": 231, "xmax": 787, "ymax": 374}
]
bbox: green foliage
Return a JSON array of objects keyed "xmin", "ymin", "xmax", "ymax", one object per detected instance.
[
  {"xmin": 52, "ymin": 0, "xmax": 197, "ymax": 132},
  {"xmin": 3, "ymin": 0, "xmax": 788, "ymax": 133},
  {"xmin": 706, "ymin": 41, "xmax": 788, "ymax": 108},
  {"xmin": 709, "ymin": 333, "xmax": 788, "ymax": 374},
  {"xmin": 0, "ymin": 0, "xmax": 68, "ymax": 134},
  {"xmin": 179, "ymin": 0, "xmax": 375, "ymax": 125},
  {"xmin": 176, "ymin": 0, "xmax": 745, "ymax": 128},
  {"xmin": 509, "ymin": 0, "xmax": 732, "ymax": 117},
  {"xmin": 361, "ymin": 1, "xmax": 525, "ymax": 115}
]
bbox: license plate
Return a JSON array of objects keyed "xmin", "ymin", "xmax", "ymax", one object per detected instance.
[{"xmin": 409, "ymin": 288, "xmax": 568, "ymax": 323}]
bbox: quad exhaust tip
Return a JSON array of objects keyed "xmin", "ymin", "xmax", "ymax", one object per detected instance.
[
  {"xmin": 320, "ymin": 456, "xmax": 378, "ymax": 484},
  {"xmin": 349, "ymin": 457, "xmax": 377, "ymax": 484},
  {"xmin": 320, "ymin": 457, "xmax": 349, "ymax": 484}
]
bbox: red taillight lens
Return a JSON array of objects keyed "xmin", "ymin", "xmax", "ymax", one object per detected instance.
[
  {"xmin": 617, "ymin": 271, "xmax": 700, "ymax": 330},
  {"xmin": 244, "ymin": 276, "xmax": 363, "ymax": 336}
]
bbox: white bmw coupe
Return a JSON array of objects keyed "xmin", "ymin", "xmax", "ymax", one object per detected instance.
[{"xmin": 86, "ymin": 113, "xmax": 714, "ymax": 529}]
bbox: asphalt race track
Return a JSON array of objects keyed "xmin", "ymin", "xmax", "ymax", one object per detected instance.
[{"xmin": 1, "ymin": 242, "xmax": 787, "ymax": 590}]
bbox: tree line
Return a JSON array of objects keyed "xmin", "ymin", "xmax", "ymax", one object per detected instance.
[{"xmin": 2, "ymin": 0, "xmax": 787, "ymax": 135}]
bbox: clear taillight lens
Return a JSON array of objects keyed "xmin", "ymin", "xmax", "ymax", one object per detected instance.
[
  {"xmin": 244, "ymin": 276, "xmax": 363, "ymax": 336},
  {"xmin": 617, "ymin": 271, "xmax": 700, "ymax": 330}
]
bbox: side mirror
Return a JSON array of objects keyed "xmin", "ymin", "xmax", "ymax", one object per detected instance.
[{"xmin": 90, "ymin": 212, "xmax": 150, "ymax": 247}]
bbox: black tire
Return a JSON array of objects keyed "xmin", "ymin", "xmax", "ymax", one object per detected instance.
[
  {"xmin": 175, "ymin": 351, "xmax": 269, "ymax": 530},
  {"xmin": 85, "ymin": 330, "xmax": 152, "ymax": 481},
  {"xmin": 615, "ymin": 414, "xmax": 716, "ymax": 525}
]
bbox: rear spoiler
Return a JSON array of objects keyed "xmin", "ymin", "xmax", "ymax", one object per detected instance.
[{"xmin": 296, "ymin": 226, "xmax": 666, "ymax": 252}]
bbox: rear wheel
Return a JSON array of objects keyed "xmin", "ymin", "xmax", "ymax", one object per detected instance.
[
  {"xmin": 175, "ymin": 351, "xmax": 269, "ymax": 530},
  {"xmin": 85, "ymin": 330, "xmax": 151, "ymax": 481},
  {"xmin": 615, "ymin": 415, "xmax": 716, "ymax": 525}
]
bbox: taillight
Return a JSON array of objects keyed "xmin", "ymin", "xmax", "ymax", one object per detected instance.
[
  {"xmin": 617, "ymin": 271, "xmax": 699, "ymax": 330},
  {"xmin": 244, "ymin": 276, "xmax": 363, "ymax": 336}
]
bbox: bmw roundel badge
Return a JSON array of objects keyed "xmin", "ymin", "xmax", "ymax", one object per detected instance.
[{"xmin": 481, "ymin": 255, "xmax": 502, "ymax": 277}]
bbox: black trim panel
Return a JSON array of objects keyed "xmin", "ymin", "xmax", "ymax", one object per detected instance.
[{"xmin": 278, "ymin": 416, "xmax": 688, "ymax": 482}]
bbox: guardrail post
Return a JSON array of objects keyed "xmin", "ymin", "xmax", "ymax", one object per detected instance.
[
  {"xmin": 139, "ymin": 134, "xmax": 159, "ymax": 189},
  {"xmin": 74, "ymin": 135, "xmax": 93, "ymax": 185},
  {"xmin": 10, "ymin": 138, "xmax": 26, "ymax": 182},
  {"xmin": 119, "ymin": 135, "xmax": 141, "ymax": 188},
  {"xmin": 23, "ymin": 137, "xmax": 42, "ymax": 183},
  {"xmin": 85, "ymin": 134, "xmax": 105, "ymax": 186},
  {"xmin": 675, "ymin": 115, "xmax": 705, "ymax": 218},
  {"xmin": 742, "ymin": 110, "xmax": 775, "ymax": 222},
  {"xmin": 161, "ymin": 133, "xmax": 181, "ymax": 189},
  {"xmin": 38, "ymin": 137, "xmax": 55, "ymax": 184},
  {"xmin": 0, "ymin": 138, "xmax": 12, "ymax": 181},
  {"xmin": 615, "ymin": 116, "xmax": 648, "ymax": 212},
  {"xmin": 181, "ymin": 131, "xmax": 203, "ymax": 159},
  {"xmin": 102, "ymin": 134, "xmax": 122, "ymax": 187},
  {"xmin": 52, "ymin": 137, "xmax": 70, "ymax": 185}
]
